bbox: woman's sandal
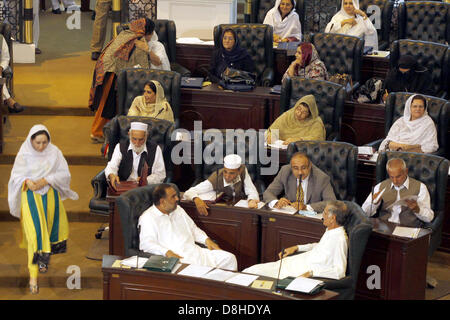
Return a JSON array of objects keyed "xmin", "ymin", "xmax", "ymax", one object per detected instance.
[
  {"xmin": 29, "ymin": 282, "xmax": 39, "ymax": 294},
  {"xmin": 38, "ymin": 262, "xmax": 48, "ymax": 274}
]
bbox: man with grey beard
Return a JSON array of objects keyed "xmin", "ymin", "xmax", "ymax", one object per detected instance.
[{"xmin": 105, "ymin": 122, "xmax": 166, "ymax": 191}]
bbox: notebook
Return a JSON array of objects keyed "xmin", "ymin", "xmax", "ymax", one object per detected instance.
[{"xmin": 142, "ymin": 255, "xmax": 179, "ymax": 273}]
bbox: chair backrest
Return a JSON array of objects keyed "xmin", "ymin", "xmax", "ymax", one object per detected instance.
[
  {"xmin": 213, "ymin": 23, "xmax": 274, "ymax": 86},
  {"xmin": 279, "ymin": 77, "xmax": 346, "ymax": 140},
  {"xmin": 251, "ymin": 0, "xmax": 306, "ymax": 33},
  {"xmin": 384, "ymin": 92, "xmax": 449, "ymax": 156},
  {"xmin": 341, "ymin": 200, "xmax": 372, "ymax": 299},
  {"xmin": 192, "ymin": 130, "xmax": 265, "ymax": 194},
  {"xmin": 116, "ymin": 183, "xmax": 180, "ymax": 257},
  {"xmin": 311, "ymin": 32, "xmax": 364, "ymax": 83},
  {"xmin": 359, "ymin": 0, "xmax": 394, "ymax": 49},
  {"xmin": 398, "ymin": 1, "xmax": 450, "ymax": 44},
  {"xmin": 376, "ymin": 151, "xmax": 449, "ymax": 213},
  {"xmin": 286, "ymin": 141, "xmax": 358, "ymax": 201},
  {"xmin": 103, "ymin": 115, "xmax": 175, "ymax": 180},
  {"xmin": 389, "ymin": 39, "xmax": 450, "ymax": 98},
  {"xmin": 116, "ymin": 68, "xmax": 181, "ymax": 124}
]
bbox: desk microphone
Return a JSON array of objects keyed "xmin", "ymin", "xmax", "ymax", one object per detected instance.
[
  {"xmin": 276, "ymin": 248, "xmax": 285, "ymax": 291},
  {"xmin": 215, "ymin": 167, "xmax": 219, "ymax": 202},
  {"xmin": 153, "ymin": 108, "xmax": 164, "ymax": 119},
  {"xmin": 296, "ymin": 175, "xmax": 302, "ymax": 215},
  {"xmin": 370, "ymin": 183, "xmax": 376, "ymax": 217}
]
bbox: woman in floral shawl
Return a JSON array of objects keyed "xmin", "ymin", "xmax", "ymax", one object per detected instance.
[
  {"xmin": 89, "ymin": 18, "xmax": 160, "ymax": 143},
  {"xmin": 282, "ymin": 42, "xmax": 328, "ymax": 82}
]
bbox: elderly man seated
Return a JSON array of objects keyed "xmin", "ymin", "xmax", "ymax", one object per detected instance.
[
  {"xmin": 104, "ymin": 121, "xmax": 166, "ymax": 190},
  {"xmin": 263, "ymin": 152, "xmax": 336, "ymax": 212},
  {"xmin": 183, "ymin": 154, "xmax": 260, "ymax": 216},
  {"xmin": 362, "ymin": 158, "xmax": 433, "ymax": 227},
  {"xmin": 1, "ymin": 34, "xmax": 24, "ymax": 113},
  {"xmin": 243, "ymin": 200, "xmax": 349, "ymax": 279},
  {"xmin": 139, "ymin": 184, "xmax": 238, "ymax": 271}
]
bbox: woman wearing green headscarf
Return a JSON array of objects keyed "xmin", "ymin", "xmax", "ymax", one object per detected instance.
[{"xmin": 266, "ymin": 95, "xmax": 326, "ymax": 145}]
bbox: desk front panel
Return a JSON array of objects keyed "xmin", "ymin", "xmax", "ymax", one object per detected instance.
[{"xmin": 181, "ymin": 202, "xmax": 260, "ymax": 270}]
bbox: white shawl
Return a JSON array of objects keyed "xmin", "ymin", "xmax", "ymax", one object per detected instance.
[
  {"xmin": 8, "ymin": 125, "xmax": 79, "ymax": 218},
  {"xmin": 263, "ymin": 0, "xmax": 302, "ymax": 41},
  {"xmin": 379, "ymin": 95, "xmax": 439, "ymax": 153},
  {"xmin": 325, "ymin": 0, "xmax": 378, "ymax": 50}
]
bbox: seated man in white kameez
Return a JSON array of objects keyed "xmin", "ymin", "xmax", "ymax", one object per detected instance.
[
  {"xmin": 139, "ymin": 184, "xmax": 238, "ymax": 271},
  {"xmin": 1, "ymin": 34, "xmax": 24, "ymax": 113},
  {"xmin": 105, "ymin": 122, "xmax": 166, "ymax": 190},
  {"xmin": 362, "ymin": 158, "xmax": 433, "ymax": 228},
  {"xmin": 183, "ymin": 154, "xmax": 260, "ymax": 216},
  {"xmin": 243, "ymin": 200, "xmax": 349, "ymax": 280}
]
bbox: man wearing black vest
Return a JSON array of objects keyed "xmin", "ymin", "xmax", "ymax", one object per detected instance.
[
  {"xmin": 362, "ymin": 158, "xmax": 433, "ymax": 227},
  {"xmin": 104, "ymin": 122, "xmax": 166, "ymax": 190},
  {"xmin": 183, "ymin": 154, "xmax": 260, "ymax": 216}
]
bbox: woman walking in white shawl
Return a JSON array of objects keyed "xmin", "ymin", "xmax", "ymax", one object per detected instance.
[
  {"xmin": 8, "ymin": 125, "xmax": 78, "ymax": 294},
  {"xmin": 379, "ymin": 94, "xmax": 438, "ymax": 153},
  {"xmin": 325, "ymin": 0, "xmax": 378, "ymax": 50},
  {"xmin": 263, "ymin": 0, "xmax": 302, "ymax": 42}
]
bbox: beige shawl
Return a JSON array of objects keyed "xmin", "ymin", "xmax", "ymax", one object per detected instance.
[
  {"xmin": 268, "ymin": 94, "xmax": 326, "ymax": 142},
  {"xmin": 127, "ymin": 80, "xmax": 174, "ymax": 122}
]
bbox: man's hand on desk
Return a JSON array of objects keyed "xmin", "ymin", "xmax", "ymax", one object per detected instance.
[
  {"xmin": 290, "ymin": 201, "xmax": 306, "ymax": 211},
  {"xmin": 278, "ymin": 245, "xmax": 298, "ymax": 259},
  {"xmin": 274, "ymin": 198, "xmax": 291, "ymax": 209},
  {"xmin": 405, "ymin": 199, "xmax": 420, "ymax": 213},
  {"xmin": 299, "ymin": 270, "xmax": 313, "ymax": 278},
  {"xmin": 194, "ymin": 197, "xmax": 209, "ymax": 216},
  {"xmin": 248, "ymin": 199, "xmax": 259, "ymax": 209},
  {"xmin": 206, "ymin": 238, "xmax": 221, "ymax": 250},
  {"xmin": 166, "ymin": 250, "xmax": 183, "ymax": 259},
  {"xmin": 108, "ymin": 174, "xmax": 120, "ymax": 191}
]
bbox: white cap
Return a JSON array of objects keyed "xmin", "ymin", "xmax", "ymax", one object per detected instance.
[
  {"xmin": 130, "ymin": 122, "xmax": 148, "ymax": 132},
  {"xmin": 224, "ymin": 154, "xmax": 242, "ymax": 169}
]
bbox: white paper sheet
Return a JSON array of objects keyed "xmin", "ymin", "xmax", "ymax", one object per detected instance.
[
  {"xmin": 392, "ymin": 226, "xmax": 421, "ymax": 239},
  {"xmin": 286, "ymin": 277, "xmax": 323, "ymax": 293},
  {"xmin": 270, "ymin": 206, "xmax": 297, "ymax": 215},
  {"xmin": 234, "ymin": 199, "xmax": 265, "ymax": 209},
  {"xmin": 120, "ymin": 256, "xmax": 148, "ymax": 268},
  {"xmin": 358, "ymin": 146, "xmax": 374, "ymax": 155},
  {"xmin": 225, "ymin": 273, "xmax": 259, "ymax": 287},
  {"xmin": 265, "ymin": 140, "xmax": 288, "ymax": 150},
  {"xmin": 202, "ymin": 269, "xmax": 236, "ymax": 282},
  {"xmin": 178, "ymin": 264, "xmax": 214, "ymax": 278},
  {"xmin": 171, "ymin": 263, "xmax": 183, "ymax": 274},
  {"xmin": 176, "ymin": 37, "xmax": 205, "ymax": 44},
  {"xmin": 386, "ymin": 195, "xmax": 418, "ymax": 210}
]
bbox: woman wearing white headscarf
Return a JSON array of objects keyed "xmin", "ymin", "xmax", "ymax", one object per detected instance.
[
  {"xmin": 379, "ymin": 94, "xmax": 438, "ymax": 153},
  {"xmin": 127, "ymin": 80, "xmax": 174, "ymax": 122},
  {"xmin": 325, "ymin": 0, "xmax": 378, "ymax": 50},
  {"xmin": 147, "ymin": 32, "xmax": 171, "ymax": 71},
  {"xmin": 263, "ymin": 0, "xmax": 302, "ymax": 42},
  {"xmin": 8, "ymin": 125, "xmax": 78, "ymax": 294}
]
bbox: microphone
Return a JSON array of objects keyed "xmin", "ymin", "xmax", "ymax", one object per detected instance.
[
  {"xmin": 153, "ymin": 107, "xmax": 164, "ymax": 119},
  {"xmin": 215, "ymin": 167, "xmax": 219, "ymax": 202},
  {"xmin": 296, "ymin": 175, "xmax": 302, "ymax": 215},
  {"xmin": 276, "ymin": 248, "xmax": 286, "ymax": 291}
]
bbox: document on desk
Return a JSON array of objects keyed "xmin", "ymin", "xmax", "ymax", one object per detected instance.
[
  {"xmin": 178, "ymin": 264, "xmax": 213, "ymax": 278},
  {"xmin": 202, "ymin": 269, "xmax": 236, "ymax": 282},
  {"xmin": 270, "ymin": 206, "xmax": 297, "ymax": 215},
  {"xmin": 120, "ymin": 256, "xmax": 148, "ymax": 268},
  {"xmin": 265, "ymin": 140, "xmax": 288, "ymax": 150},
  {"xmin": 286, "ymin": 277, "xmax": 324, "ymax": 293},
  {"xmin": 225, "ymin": 273, "xmax": 259, "ymax": 287},
  {"xmin": 392, "ymin": 226, "xmax": 421, "ymax": 239},
  {"xmin": 234, "ymin": 199, "xmax": 265, "ymax": 209}
]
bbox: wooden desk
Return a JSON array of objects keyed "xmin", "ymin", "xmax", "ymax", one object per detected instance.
[
  {"xmin": 0, "ymin": 81, "xmax": 3, "ymax": 153},
  {"xmin": 180, "ymin": 84, "xmax": 280, "ymax": 131},
  {"xmin": 102, "ymin": 255, "xmax": 338, "ymax": 300},
  {"xmin": 361, "ymin": 55, "xmax": 390, "ymax": 83}
]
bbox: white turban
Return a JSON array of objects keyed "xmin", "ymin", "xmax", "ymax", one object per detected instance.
[
  {"xmin": 130, "ymin": 122, "xmax": 148, "ymax": 132},
  {"xmin": 224, "ymin": 154, "xmax": 242, "ymax": 169}
]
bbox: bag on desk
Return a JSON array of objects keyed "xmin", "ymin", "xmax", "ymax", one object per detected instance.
[
  {"xmin": 329, "ymin": 73, "xmax": 353, "ymax": 91},
  {"xmin": 143, "ymin": 255, "xmax": 179, "ymax": 273},
  {"xmin": 219, "ymin": 67, "xmax": 256, "ymax": 92},
  {"xmin": 107, "ymin": 161, "xmax": 148, "ymax": 195}
]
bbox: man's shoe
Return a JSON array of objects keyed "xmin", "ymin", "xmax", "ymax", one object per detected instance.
[
  {"xmin": 91, "ymin": 52, "xmax": 101, "ymax": 61},
  {"xmin": 52, "ymin": 8, "xmax": 62, "ymax": 14},
  {"xmin": 8, "ymin": 102, "xmax": 25, "ymax": 114},
  {"xmin": 35, "ymin": 48, "xmax": 42, "ymax": 54}
]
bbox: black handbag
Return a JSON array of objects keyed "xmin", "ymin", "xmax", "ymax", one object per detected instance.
[{"xmin": 219, "ymin": 67, "xmax": 256, "ymax": 91}]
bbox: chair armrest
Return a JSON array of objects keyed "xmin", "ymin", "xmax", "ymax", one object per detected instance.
[
  {"xmin": 347, "ymin": 81, "xmax": 360, "ymax": 95},
  {"xmin": 171, "ymin": 63, "xmax": 191, "ymax": 77},
  {"xmin": 2, "ymin": 66, "xmax": 12, "ymax": 78},
  {"xmin": 91, "ymin": 169, "xmax": 107, "ymax": 199},
  {"xmin": 261, "ymin": 68, "xmax": 274, "ymax": 87},
  {"xmin": 424, "ymin": 210, "xmax": 444, "ymax": 257},
  {"xmin": 365, "ymin": 139, "xmax": 383, "ymax": 150},
  {"xmin": 378, "ymin": 41, "xmax": 388, "ymax": 51}
]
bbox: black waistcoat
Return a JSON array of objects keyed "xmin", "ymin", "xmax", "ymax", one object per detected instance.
[{"xmin": 117, "ymin": 140, "xmax": 158, "ymax": 181}]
